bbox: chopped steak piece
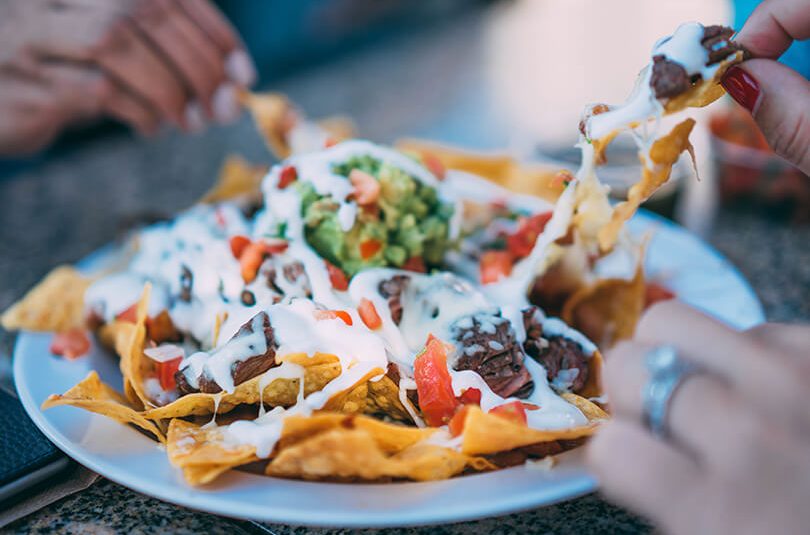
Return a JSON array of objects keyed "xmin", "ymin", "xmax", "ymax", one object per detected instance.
[
  {"xmin": 701, "ymin": 25, "xmax": 743, "ymax": 65},
  {"xmin": 651, "ymin": 55, "xmax": 690, "ymax": 100},
  {"xmin": 451, "ymin": 313, "xmax": 534, "ymax": 398},
  {"xmin": 521, "ymin": 306, "xmax": 590, "ymax": 394},
  {"xmin": 282, "ymin": 261, "xmax": 312, "ymax": 297},
  {"xmin": 378, "ymin": 275, "xmax": 410, "ymax": 325},
  {"xmin": 175, "ymin": 311, "xmax": 278, "ymax": 395},
  {"xmin": 179, "ymin": 264, "xmax": 193, "ymax": 302}
]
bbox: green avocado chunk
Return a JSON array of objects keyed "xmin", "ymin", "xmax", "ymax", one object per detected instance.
[{"xmin": 299, "ymin": 155, "xmax": 455, "ymax": 277}]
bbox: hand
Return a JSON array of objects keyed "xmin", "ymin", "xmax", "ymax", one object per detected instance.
[
  {"xmin": 0, "ymin": 0, "xmax": 256, "ymax": 155},
  {"xmin": 721, "ymin": 0, "xmax": 810, "ymax": 174},
  {"xmin": 587, "ymin": 300, "xmax": 810, "ymax": 534}
]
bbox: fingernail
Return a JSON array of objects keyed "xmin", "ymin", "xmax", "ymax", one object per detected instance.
[
  {"xmin": 184, "ymin": 101, "xmax": 206, "ymax": 133},
  {"xmin": 721, "ymin": 66, "xmax": 761, "ymax": 114},
  {"xmin": 212, "ymin": 83, "xmax": 241, "ymax": 124},
  {"xmin": 225, "ymin": 49, "xmax": 257, "ymax": 87}
]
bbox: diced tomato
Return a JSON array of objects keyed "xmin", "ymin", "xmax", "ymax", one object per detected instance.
[
  {"xmin": 314, "ymin": 309, "xmax": 353, "ymax": 326},
  {"xmin": 115, "ymin": 303, "xmax": 138, "ymax": 323},
  {"xmin": 157, "ymin": 357, "xmax": 183, "ymax": 391},
  {"xmin": 50, "ymin": 329, "xmax": 91, "ymax": 360},
  {"xmin": 414, "ymin": 337, "xmax": 460, "ymax": 427},
  {"xmin": 358, "ymin": 298, "xmax": 382, "ymax": 330},
  {"xmin": 278, "ymin": 165, "xmax": 298, "ymax": 189},
  {"xmin": 551, "ymin": 170, "xmax": 575, "ymax": 189},
  {"xmin": 325, "ymin": 260, "xmax": 349, "ymax": 291},
  {"xmin": 522, "ymin": 402, "xmax": 541, "ymax": 411},
  {"xmin": 645, "ymin": 282, "xmax": 676, "ymax": 308},
  {"xmin": 489, "ymin": 400, "xmax": 528, "ymax": 426},
  {"xmin": 359, "ymin": 239, "xmax": 382, "ymax": 260},
  {"xmin": 262, "ymin": 237, "xmax": 289, "ymax": 254},
  {"xmin": 229, "ymin": 235, "xmax": 251, "ymax": 259},
  {"xmin": 480, "ymin": 251, "xmax": 513, "ymax": 284},
  {"xmin": 240, "ymin": 241, "xmax": 267, "ymax": 283},
  {"xmin": 448, "ymin": 404, "xmax": 472, "ymax": 437},
  {"xmin": 349, "ymin": 169, "xmax": 380, "ymax": 206},
  {"xmin": 324, "ymin": 137, "xmax": 339, "ymax": 148},
  {"xmin": 506, "ymin": 212, "xmax": 553, "ymax": 259},
  {"xmin": 401, "ymin": 256, "xmax": 427, "ymax": 273},
  {"xmin": 421, "ymin": 151, "xmax": 446, "ymax": 180},
  {"xmin": 458, "ymin": 387, "xmax": 482, "ymax": 406}
]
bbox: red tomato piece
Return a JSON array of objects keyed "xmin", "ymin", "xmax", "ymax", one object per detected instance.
[
  {"xmin": 314, "ymin": 309, "xmax": 353, "ymax": 326},
  {"xmin": 480, "ymin": 251, "xmax": 513, "ymax": 284},
  {"xmin": 522, "ymin": 402, "xmax": 541, "ymax": 411},
  {"xmin": 325, "ymin": 261, "xmax": 349, "ymax": 291},
  {"xmin": 401, "ymin": 256, "xmax": 427, "ymax": 273},
  {"xmin": 324, "ymin": 137, "xmax": 339, "ymax": 148},
  {"xmin": 240, "ymin": 241, "xmax": 267, "ymax": 283},
  {"xmin": 458, "ymin": 387, "xmax": 482, "ymax": 406},
  {"xmin": 506, "ymin": 212, "xmax": 553, "ymax": 259},
  {"xmin": 359, "ymin": 239, "xmax": 382, "ymax": 260},
  {"xmin": 261, "ymin": 237, "xmax": 289, "ymax": 254},
  {"xmin": 349, "ymin": 169, "xmax": 381, "ymax": 206},
  {"xmin": 50, "ymin": 329, "xmax": 91, "ymax": 360},
  {"xmin": 448, "ymin": 404, "xmax": 472, "ymax": 437},
  {"xmin": 115, "ymin": 303, "xmax": 138, "ymax": 323},
  {"xmin": 645, "ymin": 282, "xmax": 676, "ymax": 308},
  {"xmin": 489, "ymin": 400, "xmax": 528, "ymax": 426},
  {"xmin": 278, "ymin": 165, "xmax": 298, "ymax": 189},
  {"xmin": 421, "ymin": 151, "xmax": 446, "ymax": 180},
  {"xmin": 157, "ymin": 357, "xmax": 183, "ymax": 391},
  {"xmin": 414, "ymin": 337, "xmax": 460, "ymax": 427},
  {"xmin": 229, "ymin": 235, "xmax": 251, "ymax": 259},
  {"xmin": 358, "ymin": 298, "xmax": 382, "ymax": 330}
]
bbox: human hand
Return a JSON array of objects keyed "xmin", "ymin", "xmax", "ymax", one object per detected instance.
[
  {"xmin": 0, "ymin": 0, "xmax": 256, "ymax": 155},
  {"xmin": 587, "ymin": 300, "xmax": 810, "ymax": 534},
  {"xmin": 721, "ymin": 0, "xmax": 810, "ymax": 174}
]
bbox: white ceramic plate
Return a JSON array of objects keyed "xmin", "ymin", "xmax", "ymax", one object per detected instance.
[{"xmin": 13, "ymin": 210, "xmax": 764, "ymax": 528}]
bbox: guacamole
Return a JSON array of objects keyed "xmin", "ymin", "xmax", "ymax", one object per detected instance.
[{"xmin": 298, "ymin": 155, "xmax": 455, "ymax": 276}]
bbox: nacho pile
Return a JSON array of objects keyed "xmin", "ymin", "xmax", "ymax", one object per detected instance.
[{"xmin": 4, "ymin": 21, "xmax": 741, "ymax": 486}]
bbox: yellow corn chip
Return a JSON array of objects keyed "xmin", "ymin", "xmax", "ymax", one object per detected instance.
[
  {"xmin": 664, "ymin": 50, "xmax": 745, "ymax": 113},
  {"xmin": 42, "ymin": 371, "xmax": 164, "ymax": 443},
  {"xmin": 460, "ymin": 405, "xmax": 601, "ymax": 456},
  {"xmin": 1, "ymin": 266, "xmax": 91, "ymax": 333},
  {"xmin": 562, "ymin": 261, "xmax": 646, "ymax": 348},
  {"xmin": 200, "ymin": 155, "xmax": 268, "ymax": 204}
]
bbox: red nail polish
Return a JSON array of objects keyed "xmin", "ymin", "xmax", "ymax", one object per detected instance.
[{"xmin": 721, "ymin": 66, "xmax": 761, "ymax": 114}]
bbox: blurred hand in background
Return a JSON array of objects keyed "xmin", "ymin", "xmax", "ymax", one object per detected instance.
[
  {"xmin": 723, "ymin": 0, "xmax": 810, "ymax": 174},
  {"xmin": 0, "ymin": 0, "xmax": 256, "ymax": 156}
]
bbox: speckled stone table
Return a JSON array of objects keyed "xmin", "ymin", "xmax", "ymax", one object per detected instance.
[{"xmin": 1, "ymin": 6, "xmax": 807, "ymax": 534}]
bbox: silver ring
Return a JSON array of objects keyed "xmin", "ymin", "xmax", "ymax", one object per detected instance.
[{"xmin": 642, "ymin": 345, "xmax": 701, "ymax": 439}]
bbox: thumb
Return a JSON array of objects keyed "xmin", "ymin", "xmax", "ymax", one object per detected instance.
[{"xmin": 721, "ymin": 59, "xmax": 810, "ymax": 175}]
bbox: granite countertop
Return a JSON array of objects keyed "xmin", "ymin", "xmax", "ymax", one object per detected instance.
[{"xmin": 0, "ymin": 6, "xmax": 807, "ymax": 534}]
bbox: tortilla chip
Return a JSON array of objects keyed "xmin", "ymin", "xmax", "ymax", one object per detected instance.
[
  {"xmin": 1, "ymin": 266, "xmax": 91, "ymax": 333},
  {"xmin": 143, "ymin": 353, "xmax": 343, "ymax": 420},
  {"xmin": 364, "ymin": 375, "xmax": 413, "ymax": 421},
  {"xmin": 117, "ymin": 284, "xmax": 153, "ymax": 409},
  {"xmin": 664, "ymin": 50, "xmax": 745, "ymax": 113},
  {"xmin": 267, "ymin": 427, "xmax": 477, "ymax": 482},
  {"xmin": 200, "ymin": 155, "xmax": 268, "ymax": 204},
  {"xmin": 460, "ymin": 405, "xmax": 601, "ymax": 456},
  {"xmin": 561, "ymin": 262, "xmax": 646, "ymax": 348},
  {"xmin": 42, "ymin": 371, "xmax": 164, "ymax": 442},
  {"xmin": 560, "ymin": 393, "xmax": 609, "ymax": 420},
  {"xmin": 396, "ymin": 139, "xmax": 563, "ymax": 202},
  {"xmin": 239, "ymin": 92, "xmax": 355, "ymax": 159},
  {"xmin": 597, "ymin": 118, "xmax": 695, "ymax": 252}
]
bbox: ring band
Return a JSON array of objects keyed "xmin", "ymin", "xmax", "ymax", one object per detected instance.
[{"xmin": 642, "ymin": 345, "xmax": 701, "ymax": 439}]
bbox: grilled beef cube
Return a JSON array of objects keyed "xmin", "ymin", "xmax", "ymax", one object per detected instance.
[
  {"xmin": 175, "ymin": 311, "xmax": 278, "ymax": 395},
  {"xmin": 378, "ymin": 275, "xmax": 410, "ymax": 325},
  {"xmin": 522, "ymin": 306, "xmax": 590, "ymax": 394},
  {"xmin": 451, "ymin": 313, "xmax": 534, "ymax": 398}
]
